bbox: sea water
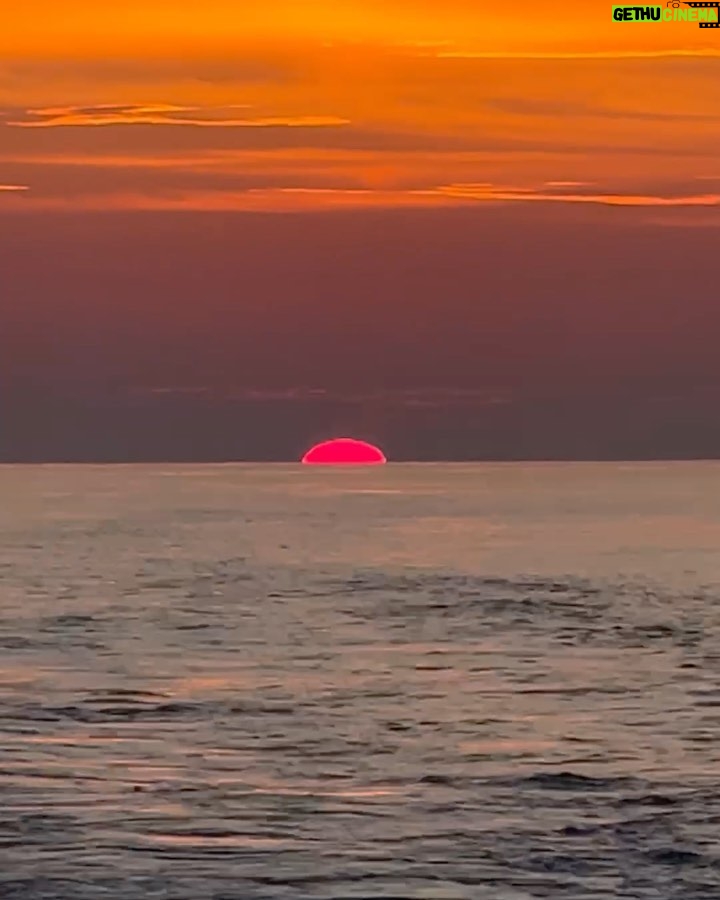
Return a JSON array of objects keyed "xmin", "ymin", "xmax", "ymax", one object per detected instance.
[{"xmin": 2, "ymin": 462, "xmax": 720, "ymax": 899}]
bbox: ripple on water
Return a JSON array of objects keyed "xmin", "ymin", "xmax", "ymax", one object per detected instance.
[{"xmin": 3, "ymin": 468, "xmax": 720, "ymax": 898}]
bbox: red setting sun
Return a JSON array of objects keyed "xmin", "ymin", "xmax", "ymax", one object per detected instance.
[{"xmin": 301, "ymin": 438, "xmax": 387, "ymax": 465}]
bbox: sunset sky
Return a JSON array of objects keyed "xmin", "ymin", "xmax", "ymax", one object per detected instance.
[{"xmin": 2, "ymin": 1, "xmax": 720, "ymax": 459}]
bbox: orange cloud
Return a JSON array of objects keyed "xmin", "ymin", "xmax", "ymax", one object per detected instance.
[
  {"xmin": 642, "ymin": 211, "xmax": 720, "ymax": 227},
  {"xmin": 432, "ymin": 183, "xmax": 720, "ymax": 207},
  {"xmin": 5, "ymin": 182, "xmax": 720, "ymax": 213},
  {"xmin": 9, "ymin": 104, "xmax": 350, "ymax": 128},
  {"xmin": 435, "ymin": 49, "xmax": 720, "ymax": 60},
  {"xmin": 4, "ymin": 2, "xmax": 720, "ymax": 216}
]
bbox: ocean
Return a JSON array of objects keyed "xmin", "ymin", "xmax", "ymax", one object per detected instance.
[{"xmin": 2, "ymin": 462, "xmax": 720, "ymax": 899}]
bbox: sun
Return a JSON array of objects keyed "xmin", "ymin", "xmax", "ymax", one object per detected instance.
[{"xmin": 302, "ymin": 437, "xmax": 387, "ymax": 465}]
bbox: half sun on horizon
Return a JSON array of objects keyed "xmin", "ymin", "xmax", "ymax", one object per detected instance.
[{"xmin": 302, "ymin": 438, "xmax": 387, "ymax": 465}]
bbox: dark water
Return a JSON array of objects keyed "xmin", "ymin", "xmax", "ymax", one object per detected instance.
[{"xmin": 2, "ymin": 463, "xmax": 720, "ymax": 899}]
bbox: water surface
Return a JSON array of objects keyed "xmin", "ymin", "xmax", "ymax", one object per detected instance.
[{"xmin": 2, "ymin": 463, "xmax": 720, "ymax": 898}]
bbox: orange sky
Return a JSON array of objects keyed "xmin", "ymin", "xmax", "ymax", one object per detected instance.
[
  {"xmin": 2, "ymin": 0, "xmax": 720, "ymax": 214},
  {"xmin": 3, "ymin": 0, "xmax": 720, "ymax": 461}
]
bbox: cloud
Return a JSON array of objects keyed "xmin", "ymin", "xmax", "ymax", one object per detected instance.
[
  {"xmin": 432, "ymin": 183, "xmax": 720, "ymax": 207},
  {"xmin": 4, "ymin": 181, "xmax": 719, "ymax": 212},
  {"xmin": 639, "ymin": 211, "xmax": 720, "ymax": 227},
  {"xmin": 0, "ymin": 157, "xmax": 358, "ymax": 197},
  {"xmin": 0, "ymin": 57, "xmax": 292, "ymax": 86},
  {"xmin": 5, "ymin": 119, "xmax": 718, "ymax": 159},
  {"xmin": 0, "ymin": 187, "xmax": 449, "ymax": 211},
  {"xmin": 0, "ymin": 184, "xmax": 28, "ymax": 191},
  {"xmin": 435, "ymin": 49, "xmax": 720, "ymax": 60},
  {"xmin": 485, "ymin": 96, "xmax": 720, "ymax": 123},
  {"xmin": 544, "ymin": 180, "xmax": 592, "ymax": 187},
  {"xmin": 129, "ymin": 385, "xmax": 513, "ymax": 407},
  {"xmin": 215, "ymin": 184, "xmax": 720, "ymax": 211},
  {"xmin": 7, "ymin": 104, "xmax": 350, "ymax": 129}
]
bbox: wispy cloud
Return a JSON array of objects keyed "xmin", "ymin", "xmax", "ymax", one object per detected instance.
[
  {"xmin": 0, "ymin": 183, "xmax": 28, "ymax": 191},
  {"xmin": 221, "ymin": 184, "xmax": 720, "ymax": 210},
  {"xmin": 5, "ymin": 182, "xmax": 719, "ymax": 213},
  {"xmin": 1, "ymin": 187, "xmax": 449, "ymax": 211},
  {"xmin": 544, "ymin": 180, "xmax": 592, "ymax": 187},
  {"xmin": 485, "ymin": 96, "xmax": 720, "ymax": 123},
  {"xmin": 129, "ymin": 386, "xmax": 514, "ymax": 407},
  {"xmin": 435, "ymin": 49, "xmax": 720, "ymax": 60},
  {"xmin": 0, "ymin": 57, "xmax": 291, "ymax": 85},
  {"xmin": 640, "ymin": 211, "xmax": 720, "ymax": 228},
  {"xmin": 3, "ymin": 167, "xmax": 720, "ymax": 213},
  {"xmin": 7, "ymin": 104, "xmax": 350, "ymax": 129},
  {"xmin": 431, "ymin": 183, "xmax": 720, "ymax": 207}
]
